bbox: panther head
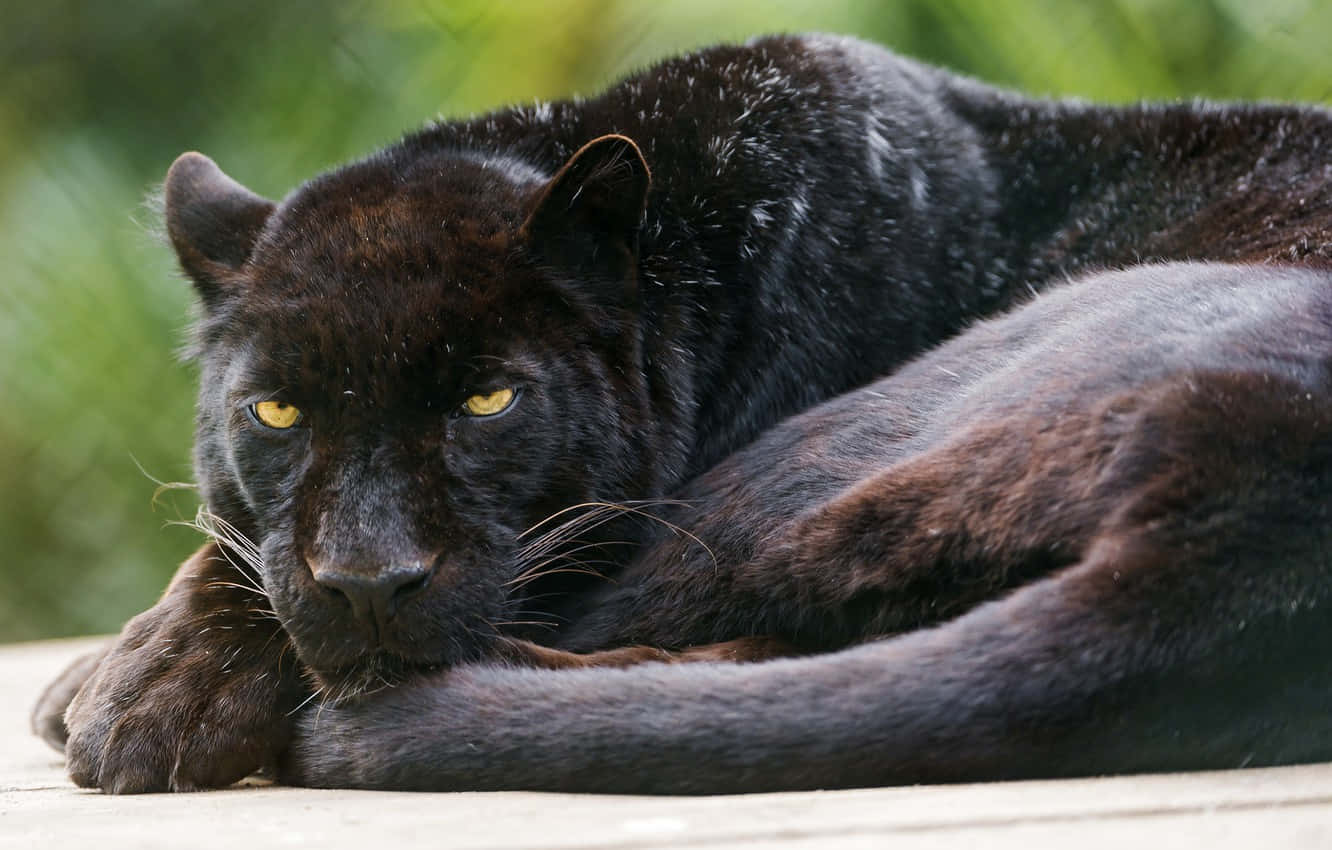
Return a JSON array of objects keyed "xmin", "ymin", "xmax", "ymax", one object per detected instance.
[{"xmin": 163, "ymin": 135, "xmax": 657, "ymax": 690}]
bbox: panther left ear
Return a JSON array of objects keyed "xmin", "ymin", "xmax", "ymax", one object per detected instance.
[{"xmin": 521, "ymin": 134, "xmax": 651, "ymax": 284}]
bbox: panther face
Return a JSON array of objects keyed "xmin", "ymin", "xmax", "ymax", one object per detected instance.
[{"xmin": 165, "ymin": 137, "xmax": 655, "ymax": 690}]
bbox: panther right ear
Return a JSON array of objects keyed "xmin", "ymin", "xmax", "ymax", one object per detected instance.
[
  {"xmin": 521, "ymin": 134, "xmax": 651, "ymax": 289},
  {"xmin": 164, "ymin": 152, "xmax": 274, "ymax": 310}
]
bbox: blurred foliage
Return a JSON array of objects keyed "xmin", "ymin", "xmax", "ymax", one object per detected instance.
[{"xmin": 2, "ymin": 0, "xmax": 1330, "ymax": 641}]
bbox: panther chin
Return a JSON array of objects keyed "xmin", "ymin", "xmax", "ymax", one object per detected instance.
[{"xmin": 301, "ymin": 649, "xmax": 440, "ymax": 705}]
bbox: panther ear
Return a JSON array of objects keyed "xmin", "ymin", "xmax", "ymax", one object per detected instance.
[
  {"xmin": 164, "ymin": 152, "xmax": 274, "ymax": 310},
  {"xmin": 522, "ymin": 134, "xmax": 651, "ymax": 286}
]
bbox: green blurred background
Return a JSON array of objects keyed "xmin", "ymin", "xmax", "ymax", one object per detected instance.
[{"xmin": 3, "ymin": 0, "xmax": 1331, "ymax": 642}]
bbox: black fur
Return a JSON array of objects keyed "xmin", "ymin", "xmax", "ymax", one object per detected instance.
[{"xmin": 41, "ymin": 34, "xmax": 1332, "ymax": 793}]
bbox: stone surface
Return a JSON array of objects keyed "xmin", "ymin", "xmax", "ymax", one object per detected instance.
[{"xmin": 4, "ymin": 637, "xmax": 1332, "ymax": 849}]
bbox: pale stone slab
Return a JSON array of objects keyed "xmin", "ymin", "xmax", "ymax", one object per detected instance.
[{"xmin": 4, "ymin": 637, "xmax": 1331, "ymax": 849}]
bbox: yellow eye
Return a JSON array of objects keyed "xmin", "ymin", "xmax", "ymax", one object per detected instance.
[
  {"xmin": 252, "ymin": 400, "xmax": 302, "ymax": 429},
  {"xmin": 463, "ymin": 388, "xmax": 516, "ymax": 417}
]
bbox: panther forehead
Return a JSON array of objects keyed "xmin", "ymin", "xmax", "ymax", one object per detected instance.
[
  {"xmin": 246, "ymin": 155, "xmax": 535, "ymax": 305},
  {"xmin": 196, "ymin": 154, "xmax": 562, "ymax": 377}
]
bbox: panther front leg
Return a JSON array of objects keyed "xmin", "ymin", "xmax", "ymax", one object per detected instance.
[
  {"xmin": 495, "ymin": 635, "xmax": 799, "ymax": 668},
  {"xmin": 57, "ymin": 542, "xmax": 309, "ymax": 793},
  {"xmin": 560, "ymin": 385, "xmax": 1125, "ymax": 653}
]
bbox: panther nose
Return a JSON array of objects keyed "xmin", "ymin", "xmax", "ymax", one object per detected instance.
[{"xmin": 312, "ymin": 563, "xmax": 434, "ymax": 632}]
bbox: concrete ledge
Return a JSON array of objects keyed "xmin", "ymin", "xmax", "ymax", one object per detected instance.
[{"xmin": 4, "ymin": 637, "xmax": 1332, "ymax": 849}]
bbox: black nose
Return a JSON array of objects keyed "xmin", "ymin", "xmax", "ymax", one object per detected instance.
[{"xmin": 312, "ymin": 563, "xmax": 434, "ymax": 633}]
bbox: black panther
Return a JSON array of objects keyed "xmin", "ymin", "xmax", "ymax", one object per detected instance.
[{"xmin": 32, "ymin": 34, "xmax": 1332, "ymax": 793}]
